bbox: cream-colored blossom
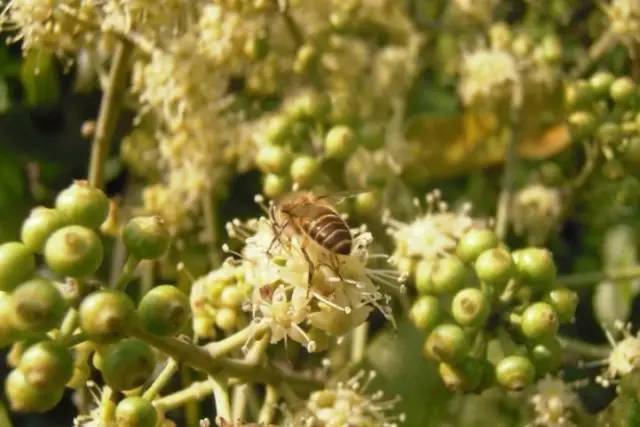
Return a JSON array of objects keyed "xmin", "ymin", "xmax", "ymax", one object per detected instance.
[
  {"xmin": 512, "ymin": 184, "xmax": 563, "ymax": 246},
  {"xmin": 530, "ymin": 376, "xmax": 580, "ymax": 427}
]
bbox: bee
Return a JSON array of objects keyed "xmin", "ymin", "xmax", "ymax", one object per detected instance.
[{"xmin": 269, "ymin": 191, "xmax": 352, "ymax": 256}]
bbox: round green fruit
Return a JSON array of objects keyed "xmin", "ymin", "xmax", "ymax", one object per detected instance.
[
  {"xmin": 100, "ymin": 339, "xmax": 155, "ymax": 391},
  {"xmin": 495, "ymin": 355, "xmax": 535, "ymax": 390},
  {"xmin": 138, "ymin": 285, "xmax": 190, "ymax": 336},
  {"xmin": 44, "ymin": 225, "xmax": 103, "ymax": 277},
  {"xmin": 122, "ymin": 216, "xmax": 171, "ymax": 260},
  {"xmin": 451, "ymin": 288, "xmax": 490, "ymax": 327},
  {"xmin": 18, "ymin": 340, "xmax": 73, "ymax": 390},
  {"xmin": 11, "ymin": 279, "xmax": 66, "ymax": 333},
  {"xmin": 0, "ymin": 242, "xmax": 35, "ymax": 292},
  {"xmin": 20, "ymin": 207, "xmax": 66, "ymax": 253},
  {"xmin": 424, "ymin": 324, "xmax": 468, "ymax": 363},
  {"xmin": 5, "ymin": 369, "xmax": 64, "ymax": 412},
  {"xmin": 521, "ymin": 302, "xmax": 559, "ymax": 340},
  {"xmin": 55, "ymin": 180, "xmax": 109, "ymax": 228},
  {"xmin": 116, "ymin": 396, "xmax": 158, "ymax": 427},
  {"xmin": 474, "ymin": 247, "xmax": 514, "ymax": 289},
  {"xmin": 79, "ymin": 289, "xmax": 135, "ymax": 342},
  {"xmin": 456, "ymin": 229, "xmax": 499, "ymax": 264}
]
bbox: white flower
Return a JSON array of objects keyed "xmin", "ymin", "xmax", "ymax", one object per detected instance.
[
  {"xmin": 229, "ymin": 211, "xmax": 401, "ymax": 351},
  {"xmin": 386, "ymin": 190, "xmax": 480, "ymax": 275},
  {"xmin": 606, "ymin": 0, "xmax": 640, "ymax": 46},
  {"xmin": 595, "ymin": 321, "xmax": 640, "ymax": 387},
  {"xmin": 512, "ymin": 184, "xmax": 563, "ymax": 245},
  {"xmin": 530, "ymin": 376, "xmax": 580, "ymax": 427},
  {"xmin": 459, "ymin": 47, "xmax": 520, "ymax": 108},
  {"xmin": 288, "ymin": 371, "xmax": 405, "ymax": 427}
]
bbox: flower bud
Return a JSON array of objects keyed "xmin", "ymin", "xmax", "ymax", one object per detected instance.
[
  {"xmin": 44, "ymin": 225, "xmax": 103, "ymax": 277},
  {"xmin": 79, "ymin": 289, "xmax": 135, "ymax": 342},
  {"xmin": 122, "ymin": 216, "xmax": 170, "ymax": 260},
  {"xmin": 215, "ymin": 307, "xmax": 237, "ymax": 331},
  {"xmin": 596, "ymin": 122, "xmax": 622, "ymax": 145},
  {"xmin": 290, "ymin": 155, "xmax": 319, "ymax": 187},
  {"xmin": 545, "ymin": 288, "xmax": 578, "ymax": 323},
  {"xmin": 5, "ymin": 369, "xmax": 64, "ymax": 412},
  {"xmin": 452, "ymin": 288, "xmax": 490, "ymax": 327},
  {"xmin": 0, "ymin": 242, "xmax": 35, "ymax": 292},
  {"xmin": 431, "ymin": 256, "xmax": 467, "ymax": 295},
  {"xmin": 521, "ymin": 302, "xmax": 559, "ymax": 340},
  {"xmin": 265, "ymin": 115, "xmax": 292, "ymax": 145},
  {"xmin": 256, "ymin": 144, "xmax": 292, "ymax": 174},
  {"xmin": 20, "ymin": 207, "xmax": 65, "ymax": 253},
  {"xmin": 415, "ymin": 259, "xmax": 434, "ymax": 294},
  {"xmin": 116, "ymin": 396, "xmax": 158, "ymax": 427},
  {"xmin": 18, "ymin": 340, "xmax": 73, "ymax": 390},
  {"xmin": 11, "ymin": 279, "xmax": 66, "ymax": 333},
  {"xmin": 353, "ymin": 191, "xmax": 379, "ymax": 217},
  {"xmin": 100, "ymin": 338, "xmax": 155, "ymax": 391},
  {"xmin": 55, "ymin": 180, "xmax": 109, "ymax": 229},
  {"xmin": 496, "ymin": 355, "xmax": 535, "ymax": 390},
  {"xmin": 565, "ymin": 80, "xmax": 594, "ymax": 110},
  {"xmin": 424, "ymin": 323, "xmax": 469, "ymax": 363},
  {"xmin": 410, "ymin": 295, "xmax": 440, "ymax": 331},
  {"xmin": 138, "ymin": 285, "xmax": 190, "ymax": 336},
  {"xmin": 623, "ymin": 136, "xmax": 640, "ymax": 169},
  {"xmin": 512, "ymin": 247, "xmax": 556, "ymax": 288},
  {"xmin": 324, "ymin": 125, "xmax": 356, "ymax": 159},
  {"xmin": 474, "ymin": 247, "xmax": 514, "ymax": 289},
  {"xmin": 0, "ymin": 294, "xmax": 19, "ymax": 347},
  {"xmin": 456, "ymin": 228, "xmax": 498, "ymax": 264}
]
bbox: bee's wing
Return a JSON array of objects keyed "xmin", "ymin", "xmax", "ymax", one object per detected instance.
[{"xmin": 316, "ymin": 190, "xmax": 368, "ymax": 205}]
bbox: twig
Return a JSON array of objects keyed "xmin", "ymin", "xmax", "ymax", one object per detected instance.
[
  {"xmin": 559, "ymin": 336, "xmax": 610, "ymax": 360},
  {"xmin": 495, "ymin": 105, "xmax": 521, "ymax": 240},
  {"xmin": 211, "ymin": 375, "xmax": 231, "ymax": 425},
  {"xmin": 558, "ymin": 266, "xmax": 640, "ymax": 288},
  {"xmin": 143, "ymin": 358, "xmax": 178, "ymax": 401},
  {"xmin": 571, "ymin": 30, "xmax": 616, "ymax": 79},
  {"xmin": 88, "ymin": 41, "xmax": 132, "ymax": 188},
  {"xmin": 112, "ymin": 255, "xmax": 140, "ymax": 290},
  {"xmin": 258, "ymin": 385, "xmax": 279, "ymax": 425}
]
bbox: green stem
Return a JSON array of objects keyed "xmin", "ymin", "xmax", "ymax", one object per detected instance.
[
  {"xmin": 558, "ymin": 266, "xmax": 640, "ymax": 288},
  {"xmin": 571, "ymin": 30, "xmax": 616, "ymax": 78},
  {"xmin": 113, "ymin": 255, "xmax": 140, "ymax": 290},
  {"xmin": 202, "ymin": 192, "xmax": 220, "ymax": 267},
  {"xmin": 65, "ymin": 332, "xmax": 88, "ymax": 347},
  {"xmin": 559, "ymin": 336, "xmax": 610, "ymax": 360},
  {"xmin": 258, "ymin": 385, "xmax": 279, "ymax": 425},
  {"xmin": 142, "ymin": 358, "xmax": 178, "ymax": 401},
  {"xmin": 495, "ymin": 106, "xmax": 521, "ymax": 240},
  {"xmin": 58, "ymin": 308, "xmax": 78, "ymax": 341},
  {"xmin": 231, "ymin": 384, "xmax": 248, "ymax": 423},
  {"xmin": 211, "ymin": 375, "xmax": 231, "ymax": 425},
  {"xmin": 88, "ymin": 41, "xmax": 131, "ymax": 189},
  {"xmin": 205, "ymin": 322, "xmax": 269, "ymax": 359},
  {"xmin": 153, "ymin": 379, "xmax": 215, "ymax": 411},
  {"xmin": 99, "ymin": 386, "xmax": 116, "ymax": 425}
]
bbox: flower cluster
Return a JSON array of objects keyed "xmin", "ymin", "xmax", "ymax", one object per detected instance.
[{"xmin": 225, "ymin": 198, "xmax": 403, "ymax": 352}]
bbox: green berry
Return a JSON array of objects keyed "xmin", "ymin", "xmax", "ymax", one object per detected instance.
[
  {"xmin": 596, "ymin": 122, "xmax": 622, "ymax": 145},
  {"xmin": 290, "ymin": 155, "xmax": 319, "ymax": 187},
  {"xmin": 353, "ymin": 191, "xmax": 379, "ymax": 217},
  {"xmin": 20, "ymin": 207, "xmax": 65, "ymax": 253},
  {"xmin": 568, "ymin": 111, "xmax": 596, "ymax": 139},
  {"xmin": 44, "ymin": 225, "xmax": 103, "ymax": 277},
  {"xmin": 495, "ymin": 355, "xmax": 535, "ymax": 390},
  {"xmin": 287, "ymin": 92, "xmax": 331, "ymax": 119},
  {"xmin": 590, "ymin": 71, "xmax": 615, "ymax": 97},
  {"xmin": 0, "ymin": 242, "xmax": 35, "ymax": 292},
  {"xmin": 415, "ymin": 259, "xmax": 433, "ymax": 294},
  {"xmin": 456, "ymin": 228, "xmax": 499, "ymax": 264},
  {"xmin": 0, "ymin": 294, "xmax": 19, "ymax": 347},
  {"xmin": 529, "ymin": 338, "xmax": 562, "ymax": 374},
  {"xmin": 474, "ymin": 247, "xmax": 514, "ymax": 289},
  {"xmin": 122, "ymin": 216, "xmax": 171, "ymax": 260},
  {"xmin": 11, "ymin": 279, "xmax": 66, "ymax": 333},
  {"xmin": 116, "ymin": 396, "xmax": 158, "ymax": 427},
  {"xmin": 410, "ymin": 295, "xmax": 441, "ymax": 331},
  {"xmin": 138, "ymin": 285, "xmax": 190, "ymax": 336},
  {"xmin": 220, "ymin": 286, "xmax": 243, "ymax": 308},
  {"xmin": 18, "ymin": 340, "xmax": 73, "ymax": 390},
  {"xmin": 623, "ymin": 136, "xmax": 640, "ymax": 169},
  {"xmin": 565, "ymin": 80, "xmax": 593, "ymax": 109},
  {"xmin": 256, "ymin": 145, "xmax": 291, "ymax": 174},
  {"xmin": 438, "ymin": 358, "xmax": 486, "ymax": 392},
  {"xmin": 79, "ymin": 290, "xmax": 135, "ymax": 342},
  {"xmin": 5, "ymin": 369, "xmax": 64, "ymax": 412},
  {"xmin": 431, "ymin": 256, "xmax": 467, "ymax": 294},
  {"xmin": 265, "ymin": 115, "xmax": 292, "ymax": 145},
  {"xmin": 263, "ymin": 173, "xmax": 290, "ymax": 199},
  {"xmin": 610, "ymin": 77, "xmax": 636, "ymax": 104},
  {"xmin": 55, "ymin": 180, "xmax": 109, "ymax": 228},
  {"xmin": 424, "ymin": 323, "xmax": 468, "ymax": 363},
  {"xmin": 452, "ymin": 288, "xmax": 490, "ymax": 327},
  {"xmin": 521, "ymin": 302, "xmax": 559, "ymax": 340},
  {"xmin": 545, "ymin": 288, "xmax": 578, "ymax": 323},
  {"xmin": 100, "ymin": 338, "xmax": 155, "ymax": 391},
  {"xmin": 513, "ymin": 247, "xmax": 556, "ymax": 288},
  {"xmin": 324, "ymin": 125, "xmax": 356, "ymax": 159}
]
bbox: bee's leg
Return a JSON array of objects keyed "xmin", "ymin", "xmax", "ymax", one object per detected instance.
[
  {"xmin": 300, "ymin": 245, "xmax": 316, "ymax": 292},
  {"xmin": 267, "ymin": 219, "xmax": 289, "ymax": 256}
]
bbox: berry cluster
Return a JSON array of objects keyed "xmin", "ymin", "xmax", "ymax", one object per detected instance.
[
  {"xmin": 0, "ymin": 180, "xmax": 189, "ymax": 421},
  {"xmin": 409, "ymin": 227, "xmax": 578, "ymax": 391},
  {"xmin": 256, "ymin": 90, "xmax": 385, "ymax": 198},
  {"xmin": 566, "ymin": 72, "xmax": 640, "ymax": 177}
]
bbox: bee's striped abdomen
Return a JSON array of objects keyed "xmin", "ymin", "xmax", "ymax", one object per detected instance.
[{"xmin": 302, "ymin": 206, "xmax": 352, "ymax": 255}]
